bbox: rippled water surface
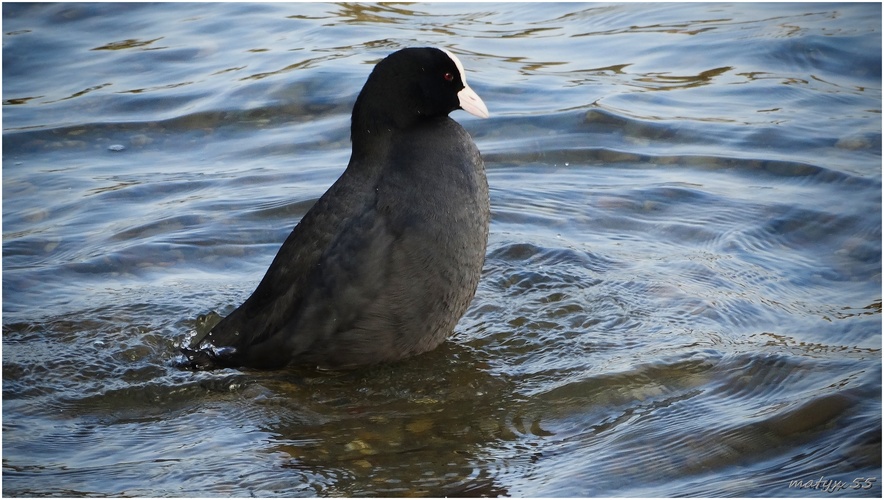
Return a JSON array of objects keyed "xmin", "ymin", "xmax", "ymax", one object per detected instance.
[{"xmin": 3, "ymin": 2, "xmax": 881, "ymax": 497}]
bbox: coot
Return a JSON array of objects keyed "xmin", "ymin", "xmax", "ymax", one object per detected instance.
[{"xmin": 182, "ymin": 47, "xmax": 490, "ymax": 370}]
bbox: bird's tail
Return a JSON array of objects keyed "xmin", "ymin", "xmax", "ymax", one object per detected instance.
[{"xmin": 178, "ymin": 345, "xmax": 242, "ymax": 370}]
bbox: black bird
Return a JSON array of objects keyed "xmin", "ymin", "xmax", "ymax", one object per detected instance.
[{"xmin": 182, "ymin": 47, "xmax": 490, "ymax": 370}]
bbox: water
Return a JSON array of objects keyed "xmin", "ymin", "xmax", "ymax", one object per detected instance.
[{"xmin": 3, "ymin": 2, "xmax": 881, "ymax": 497}]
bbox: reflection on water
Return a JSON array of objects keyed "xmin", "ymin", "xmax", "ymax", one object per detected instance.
[{"xmin": 3, "ymin": 2, "xmax": 881, "ymax": 497}]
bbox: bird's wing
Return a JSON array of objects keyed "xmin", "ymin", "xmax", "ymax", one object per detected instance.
[
  {"xmin": 191, "ymin": 169, "xmax": 373, "ymax": 347},
  {"xmin": 192, "ymin": 170, "xmax": 409, "ymax": 367}
]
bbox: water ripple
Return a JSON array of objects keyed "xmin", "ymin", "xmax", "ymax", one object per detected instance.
[{"xmin": 3, "ymin": 2, "xmax": 880, "ymax": 497}]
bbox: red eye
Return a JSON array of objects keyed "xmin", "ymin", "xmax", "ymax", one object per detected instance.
[{"xmin": 443, "ymin": 72, "xmax": 454, "ymax": 82}]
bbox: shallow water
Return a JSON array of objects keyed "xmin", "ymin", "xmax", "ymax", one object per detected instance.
[{"xmin": 3, "ymin": 2, "xmax": 881, "ymax": 497}]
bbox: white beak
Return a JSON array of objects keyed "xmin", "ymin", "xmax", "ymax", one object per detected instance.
[
  {"xmin": 441, "ymin": 48, "xmax": 490, "ymax": 119},
  {"xmin": 458, "ymin": 84, "xmax": 490, "ymax": 119}
]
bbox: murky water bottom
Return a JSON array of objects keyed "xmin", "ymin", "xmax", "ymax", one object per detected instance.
[{"xmin": 3, "ymin": 2, "xmax": 881, "ymax": 497}]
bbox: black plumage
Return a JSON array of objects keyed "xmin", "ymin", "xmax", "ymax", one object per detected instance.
[{"xmin": 182, "ymin": 47, "xmax": 489, "ymax": 370}]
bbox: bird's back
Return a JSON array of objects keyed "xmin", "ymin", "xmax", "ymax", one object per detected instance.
[{"xmin": 190, "ymin": 117, "xmax": 488, "ymax": 369}]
